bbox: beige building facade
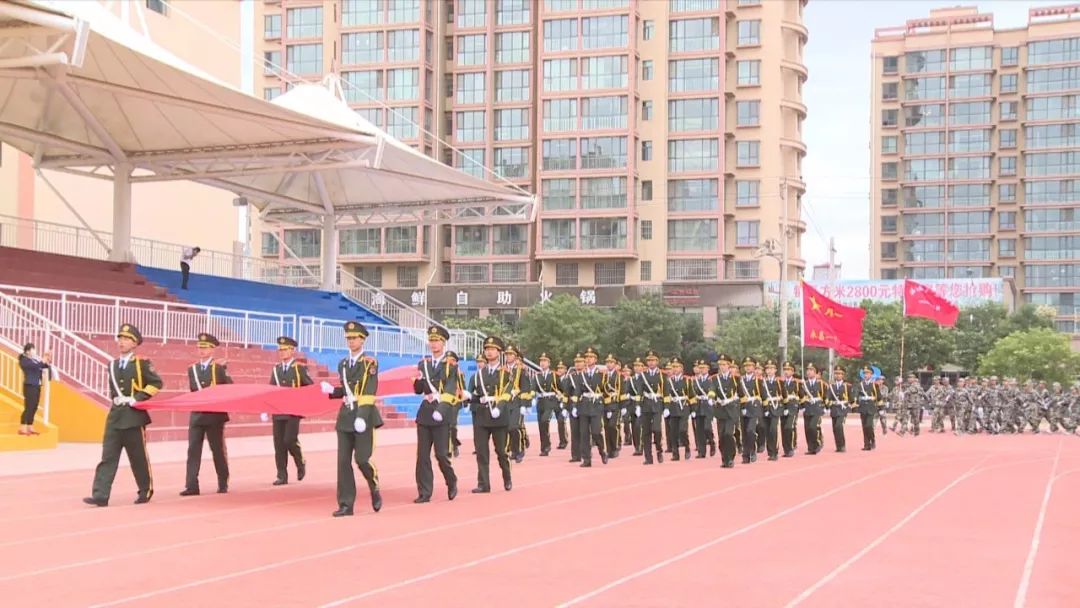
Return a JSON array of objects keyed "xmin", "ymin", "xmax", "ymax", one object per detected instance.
[
  {"xmin": 253, "ymin": 0, "xmax": 808, "ymax": 328},
  {"xmin": 871, "ymin": 5, "xmax": 1080, "ymax": 332}
]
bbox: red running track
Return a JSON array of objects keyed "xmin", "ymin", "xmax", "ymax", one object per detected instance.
[{"xmin": 0, "ymin": 432, "xmax": 1076, "ymax": 607}]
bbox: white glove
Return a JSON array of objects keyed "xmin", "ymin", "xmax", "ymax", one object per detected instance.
[
  {"xmin": 635, "ymin": 406, "xmax": 641, "ymax": 417},
  {"xmin": 260, "ymin": 412, "xmax": 269, "ymax": 422},
  {"xmin": 491, "ymin": 406, "xmax": 501, "ymax": 418},
  {"xmin": 561, "ymin": 409, "xmax": 569, "ymax": 419},
  {"xmin": 531, "ymin": 397, "xmax": 538, "ymax": 408},
  {"xmin": 606, "ymin": 411, "xmax": 613, "ymax": 419},
  {"xmin": 691, "ymin": 411, "xmax": 697, "ymax": 419},
  {"xmin": 520, "ymin": 406, "xmax": 527, "ymax": 415},
  {"xmin": 663, "ymin": 409, "xmax": 671, "ymax": 419},
  {"xmin": 572, "ymin": 407, "xmax": 578, "ymax": 418},
  {"xmin": 462, "ymin": 390, "xmax": 472, "ymax": 400},
  {"xmin": 742, "ymin": 408, "xmax": 747, "ymax": 416},
  {"xmin": 620, "ymin": 408, "xmax": 627, "ymax": 416},
  {"xmin": 112, "ymin": 396, "xmax": 125, "ymax": 406},
  {"xmin": 432, "ymin": 410, "xmax": 443, "ymax": 422},
  {"xmin": 354, "ymin": 417, "xmax": 367, "ymax": 433},
  {"xmin": 320, "ymin": 381, "xmax": 334, "ymax": 394}
]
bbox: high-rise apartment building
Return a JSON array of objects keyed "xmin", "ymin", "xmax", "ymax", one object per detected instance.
[
  {"xmin": 871, "ymin": 5, "xmax": 1080, "ymax": 332},
  {"xmin": 255, "ymin": 0, "xmax": 807, "ymax": 329}
]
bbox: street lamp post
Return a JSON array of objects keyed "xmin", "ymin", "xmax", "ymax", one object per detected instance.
[{"xmin": 755, "ymin": 238, "xmax": 787, "ymax": 363}]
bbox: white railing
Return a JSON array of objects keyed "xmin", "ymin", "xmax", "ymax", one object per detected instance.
[
  {"xmin": 337, "ymin": 265, "xmax": 442, "ymax": 331},
  {"xmin": 0, "ymin": 336, "xmax": 52, "ymax": 425},
  {"xmin": 298, "ymin": 316, "xmax": 429, "ymax": 356},
  {"xmin": 0, "ymin": 292, "xmax": 111, "ymax": 402}
]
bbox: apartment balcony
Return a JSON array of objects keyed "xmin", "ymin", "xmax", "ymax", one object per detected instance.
[
  {"xmin": 781, "ymin": 21, "xmax": 809, "ymax": 43},
  {"xmin": 780, "ymin": 59, "xmax": 808, "ymax": 81},
  {"xmin": 780, "ymin": 137, "xmax": 807, "ymax": 156},
  {"xmin": 780, "ymin": 98, "xmax": 807, "ymax": 119}
]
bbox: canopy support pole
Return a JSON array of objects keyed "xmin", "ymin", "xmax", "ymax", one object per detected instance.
[
  {"xmin": 320, "ymin": 213, "xmax": 337, "ymax": 291},
  {"xmin": 109, "ymin": 164, "xmax": 133, "ymax": 262}
]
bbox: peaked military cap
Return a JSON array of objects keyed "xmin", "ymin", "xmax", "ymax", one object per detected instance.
[
  {"xmin": 197, "ymin": 333, "xmax": 220, "ymax": 348},
  {"xmin": 765, "ymin": 359, "xmax": 777, "ymax": 369},
  {"xmin": 117, "ymin": 323, "xmax": 143, "ymax": 345},
  {"xmin": 277, "ymin": 336, "xmax": 298, "ymax": 350},
  {"xmin": 483, "ymin": 336, "xmax": 505, "ymax": 351},
  {"xmin": 583, "ymin": 346, "xmax": 599, "ymax": 357},
  {"xmin": 344, "ymin": 321, "xmax": 369, "ymax": 339},
  {"xmin": 427, "ymin": 325, "xmax": 449, "ymax": 342},
  {"xmin": 538, "ymin": 352, "xmax": 551, "ymax": 362},
  {"xmin": 645, "ymin": 350, "xmax": 660, "ymax": 361}
]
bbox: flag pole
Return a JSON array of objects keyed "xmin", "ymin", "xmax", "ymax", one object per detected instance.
[
  {"xmin": 899, "ymin": 288, "xmax": 907, "ymax": 381},
  {"xmin": 799, "ymin": 280, "xmax": 806, "ymax": 374}
]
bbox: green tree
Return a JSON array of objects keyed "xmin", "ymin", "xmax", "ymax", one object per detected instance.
[
  {"xmin": 679, "ymin": 314, "xmax": 712, "ymax": 364},
  {"xmin": 442, "ymin": 315, "xmax": 513, "ymax": 342},
  {"xmin": 840, "ymin": 302, "xmax": 954, "ymax": 379},
  {"xmin": 952, "ymin": 303, "xmax": 1009, "ymax": 373},
  {"xmin": 599, "ymin": 295, "xmax": 684, "ymax": 361},
  {"xmin": 713, "ymin": 307, "xmax": 801, "ymax": 363},
  {"xmin": 978, "ymin": 328, "xmax": 1080, "ymax": 384},
  {"xmin": 515, "ymin": 294, "xmax": 607, "ymax": 363},
  {"xmin": 1004, "ymin": 303, "xmax": 1056, "ymax": 334}
]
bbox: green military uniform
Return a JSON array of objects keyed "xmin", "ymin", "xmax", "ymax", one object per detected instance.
[
  {"xmin": 575, "ymin": 347, "xmax": 609, "ymax": 467},
  {"xmin": 779, "ymin": 363, "xmax": 801, "ymax": 457},
  {"xmin": 504, "ymin": 345, "xmax": 533, "ymax": 464},
  {"xmin": 664, "ymin": 358, "xmax": 693, "ymax": 462},
  {"xmin": 269, "ymin": 336, "xmax": 311, "ymax": 485},
  {"xmin": 601, "ymin": 355, "xmax": 623, "ymax": 458},
  {"xmin": 532, "ymin": 354, "xmax": 560, "ymax": 456},
  {"xmin": 713, "ymin": 355, "xmax": 741, "ymax": 468},
  {"xmin": 563, "ymin": 354, "xmax": 585, "ymax": 462},
  {"xmin": 182, "ymin": 333, "xmax": 233, "ymax": 496},
  {"xmin": 327, "ymin": 321, "xmax": 383, "ymax": 517},
  {"xmin": 801, "ymin": 366, "xmax": 826, "ymax": 455},
  {"xmin": 471, "ymin": 336, "xmax": 513, "ymax": 492},
  {"xmin": 690, "ymin": 360, "xmax": 717, "ymax": 459},
  {"xmin": 738, "ymin": 358, "xmax": 763, "ymax": 464},
  {"xmin": 760, "ymin": 361, "xmax": 783, "ymax": 461},
  {"xmin": 412, "ymin": 325, "xmax": 459, "ymax": 503},
  {"xmin": 447, "ymin": 352, "xmax": 466, "ymax": 458},
  {"xmin": 638, "ymin": 352, "xmax": 666, "ymax": 465},
  {"xmin": 85, "ymin": 324, "xmax": 162, "ymax": 507},
  {"xmin": 554, "ymin": 362, "xmax": 570, "ymax": 450},
  {"xmin": 855, "ymin": 367, "xmax": 880, "ymax": 451},
  {"xmin": 826, "ymin": 366, "xmax": 852, "ymax": 453}
]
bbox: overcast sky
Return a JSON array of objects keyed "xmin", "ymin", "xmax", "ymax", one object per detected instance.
[{"xmin": 800, "ymin": 0, "xmax": 1077, "ymax": 279}]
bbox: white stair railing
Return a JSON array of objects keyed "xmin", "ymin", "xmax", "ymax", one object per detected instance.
[{"xmin": 0, "ymin": 292, "xmax": 111, "ymax": 402}]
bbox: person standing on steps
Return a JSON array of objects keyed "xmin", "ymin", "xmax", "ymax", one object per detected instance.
[
  {"xmin": 180, "ymin": 246, "xmax": 200, "ymax": 290},
  {"xmin": 17, "ymin": 343, "xmax": 50, "ymax": 436},
  {"xmin": 322, "ymin": 321, "xmax": 383, "ymax": 517},
  {"xmin": 84, "ymin": 324, "xmax": 162, "ymax": 507},
  {"xmin": 181, "ymin": 333, "xmax": 233, "ymax": 496},
  {"xmin": 411, "ymin": 325, "xmax": 459, "ymax": 504},
  {"xmin": 270, "ymin": 336, "xmax": 310, "ymax": 486}
]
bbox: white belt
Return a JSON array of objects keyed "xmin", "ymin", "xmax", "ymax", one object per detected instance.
[{"xmin": 582, "ymin": 392, "xmax": 601, "ymax": 400}]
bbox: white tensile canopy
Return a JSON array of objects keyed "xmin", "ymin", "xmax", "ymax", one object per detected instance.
[{"xmin": 0, "ymin": 0, "xmax": 534, "ymax": 283}]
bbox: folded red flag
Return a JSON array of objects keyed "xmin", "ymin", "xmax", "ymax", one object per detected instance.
[{"xmin": 135, "ymin": 384, "xmax": 338, "ymax": 417}]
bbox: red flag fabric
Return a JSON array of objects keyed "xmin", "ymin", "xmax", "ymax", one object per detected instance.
[
  {"xmin": 801, "ymin": 282, "xmax": 866, "ymax": 358},
  {"xmin": 903, "ymin": 279, "xmax": 960, "ymax": 327},
  {"xmin": 135, "ymin": 384, "xmax": 339, "ymax": 417}
]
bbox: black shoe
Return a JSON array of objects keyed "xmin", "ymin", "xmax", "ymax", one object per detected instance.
[
  {"xmin": 134, "ymin": 495, "xmax": 151, "ymax": 505},
  {"xmin": 514, "ymin": 454, "xmax": 524, "ymax": 464},
  {"xmin": 448, "ymin": 484, "xmax": 458, "ymax": 501},
  {"xmin": 632, "ymin": 451, "xmax": 643, "ymax": 456},
  {"xmin": 657, "ymin": 452, "xmax": 664, "ymax": 463},
  {"xmin": 768, "ymin": 455, "xmax": 778, "ymax": 461},
  {"xmin": 837, "ymin": 447, "xmax": 846, "ymax": 453},
  {"xmin": 273, "ymin": 478, "xmax": 287, "ymax": 486},
  {"xmin": 601, "ymin": 453, "xmax": 609, "ymax": 465},
  {"xmin": 751, "ymin": 453, "xmax": 758, "ymax": 463},
  {"xmin": 862, "ymin": 446, "xmax": 872, "ymax": 451},
  {"xmin": 722, "ymin": 462, "xmax": 735, "ymax": 469},
  {"xmin": 580, "ymin": 461, "xmax": 592, "ymax": 468},
  {"xmin": 608, "ymin": 451, "xmax": 618, "ymax": 459},
  {"xmin": 569, "ymin": 458, "xmax": 581, "ymax": 463},
  {"xmin": 805, "ymin": 450, "xmax": 816, "ymax": 456},
  {"xmin": 710, "ymin": 444, "xmax": 717, "ymax": 457},
  {"xmin": 471, "ymin": 487, "xmax": 490, "ymax": 494},
  {"xmin": 82, "ymin": 497, "xmax": 108, "ymax": 507},
  {"xmin": 540, "ymin": 450, "xmax": 550, "ymax": 457},
  {"xmin": 742, "ymin": 457, "xmax": 751, "ymax": 464},
  {"xmin": 217, "ymin": 487, "xmax": 228, "ymax": 494},
  {"xmin": 673, "ymin": 454, "xmax": 681, "ymax": 462},
  {"xmin": 453, "ymin": 447, "xmax": 460, "ymax": 458},
  {"xmin": 504, "ymin": 480, "xmax": 513, "ymax": 491},
  {"xmin": 684, "ymin": 449, "xmax": 691, "ymax": 460},
  {"xmin": 414, "ymin": 496, "xmax": 431, "ymax": 504},
  {"xmin": 332, "ymin": 506, "xmax": 354, "ymax": 518},
  {"xmin": 179, "ymin": 488, "xmax": 200, "ymax": 497},
  {"xmin": 783, "ymin": 452, "xmax": 794, "ymax": 458},
  {"xmin": 643, "ymin": 459, "xmax": 654, "ymax": 465},
  {"xmin": 297, "ymin": 463, "xmax": 306, "ymax": 481},
  {"xmin": 557, "ymin": 443, "xmax": 567, "ymax": 450},
  {"xmin": 371, "ymin": 491, "xmax": 382, "ymax": 513}
]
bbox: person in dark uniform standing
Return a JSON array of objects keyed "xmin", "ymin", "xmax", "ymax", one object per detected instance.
[
  {"xmin": 181, "ymin": 333, "xmax": 233, "ymax": 496},
  {"xmin": 563, "ymin": 353, "xmax": 585, "ymax": 463},
  {"xmin": 533, "ymin": 353, "xmax": 560, "ymax": 456},
  {"xmin": 602, "ymin": 354, "xmax": 623, "ymax": 459},
  {"xmin": 554, "ymin": 360, "xmax": 570, "ymax": 450},
  {"xmin": 638, "ymin": 351, "xmax": 665, "ymax": 465},
  {"xmin": 779, "ymin": 362, "xmax": 801, "ymax": 457},
  {"xmin": 576, "ymin": 347, "xmax": 608, "ymax": 468},
  {"xmin": 626, "ymin": 357, "xmax": 645, "ymax": 457},
  {"xmin": 84, "ymin": 324, "xmax": 162, "ymax": 507},
  {"xmin": 760, "ymin": 360, "xmax": 783, "ymax": 461},
  {"xmin": 826, "ymin": 365, "xmax": 852, "ymax": 452},
  {"xmin": 321, "ymin": 321, "xmax": 382, "ymax": 517},
  {"xmin": 856, "ymin": 366, "xmax": 880, "ymax": 451},
  {"xmin": 738, "ymin": 357, "xmax": 763, "ymax": 464},
  {"xmin": 691, "ymin": 359, "xmax": 716, "ymax": 459},
  {"xmin": 410, "ymin": 325, "xmax": 459, "ymax": 503},
  {"xmin": 269, "ymin": 336, "xmax": 310, "ymax": 485},
  {"xmin": 471, "ymin": 336, "xmax": 513, "ymax": 493},
  {"xmin": 713, "ymin": 354, "xmax": 740, "ymax": 468},
  {"xmin": 801, "ymin": 363, "xmax": 826, "ymax": 454},
  {"xmin": 664, "ymin": 357, "xmax": 693, "ymax": 461}
]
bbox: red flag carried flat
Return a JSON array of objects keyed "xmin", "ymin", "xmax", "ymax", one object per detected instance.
[
  {"xmin": 903, "ymin": 279, "xmax": 959, "ymax": 327},
  {"xmin": 801, "ymin": 281, "xmax": 866, "ymax": 358}
]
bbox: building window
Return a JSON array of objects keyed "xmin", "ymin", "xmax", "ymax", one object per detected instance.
[
  {"xmin": 495, "ymin": 31, "xmax": 530, "ymax": 64},
  {"xmin": 669, "ymin": 178, "xmax": 718, "ymax": 212},
  {"xmin": 542, "ymin": 178, "xmax": 575, "ymax": 210},
  {"xmin": 882, "ymin": 188, "xmax": 898, "ymax": 207},
  {"xmin": 542, "ymin": 98, "xmax": 577, "ymax": 132},
  {"xmin": 1000, "ymin": 73, "xmax": 1018, "ymax": 95},
  {"xmin": 453, "ymin": 264, "xmax": 488, "ymax": 284},
  {"xmin": 542, "ymin": 138, "xmax": 576, "ymax": 170},
  {"xmin": 668, "ymin": 219, "xmax": 718, "ymax": 252},
  {"xmin": 950, "ymin": 46, "xmax": 992, "ymax": 71},
  {"xmin": 497, "ymin": 0, "xmax": 530, "ymax": 25},
  {"xmin": 672, "ymin": 0, "xmax": 722, "ymax": 11},
  {"xmin": 385, "ymin": 226, "xmax": 417, "ymax": 254},
  {"xmin": 640, "ymin": 260, "xmax": 652, "ymax": 282},
  {"xmin": 641, "ymin": 220, "xmax": 653, "ymax": 241},
  {"xmin": 286, "ymin": 44, "xmax": 322, "ymax": 75},
  {"xmin": 580, "ymin": 218, "xmax": 628, "ymax": 249},
  {"xmin": 455, "ymin": 226, "xmax": 489, "ymax": 257},
  {"xmin": 668, "ymin": 259, "xmax": 718, "ymax": 281},
  {"xmin": 583, "ymin": 55, "xmax": 628, "ymax": 89},
  {"xmin": 339, "ymin": 227, "xmax": 381, "ymax": 255},
  {"xmin": 555, "ymin": 262, "xmax": 578, "ymax": 285},
  {"xmin": 1028, "ymin": 38, "xmax": 1080, "ymax": 65},
  {"xmin": 996, "ymin": 238, "xmax": 1016, "ymax": 258},
  {"xmin": 735, "ymin": 141, "xmax": 760, "ymax": 167},
  {"xmin": 906, "ymin": 49, "xmax": 946, "ymax": 73},
  {"xmin": 1001, "ymin": 46, "xmax": 1019, "ymax": 67},
  {"xmin": 1000, "ymin": 101, "xmax": 1018, "ymax": 121},
  {"xmin": 736, "ymin": 180, "xmax": 759, "ymax": 207},
  {"xmin": 999, "ymin": 211, "xmax": 1017, "ymax": 231},
  {"xmin": 493, "ymin": 224, "xmax": 528, "ymax": 256},
  {"xmin": 947, "ymin": 211, "xmax": 992, "ymax": 234},
  {"xmin": 594, "ymin": 262, "xmax": 626, "ymax": 285},
  {"xmin": 284, "ymin": 229, "xmax": 321, "ymax": 258},
  {"xmin": 642, "ymin": 60, "xmax": 654, "ymax": 81},
  {"xmin": 881, "ymin": 162, "xmax": 898, "ymax": 181},
  {"xmin": 456, "ymin": 72, "xmax": 485, "ymax": 105},
  {"xmin": 286, "ymin": 7, "xmax": 322, "ymax": 38},
  {"xmin": 736, "ymin": 19, "xmax": 760, "ymax": 46},
  {"xmin": 343, "ymin": 71, "xmax": 382, "ymax": 102},
  {"xmin": 342, "ymin": 32, "xmax": 383, "ymax": 65},
  {"xmin": 671, "ymin": 17, "xmax": 720, "ymax": 53},
  {"xmin": 669, "ymin": 98, "xmax": 720, "ymax": 132},
  {"xmin": 457, "ymin": 34, "xmax": 487, "ymax": 66},
  {"xmin": 146, "ymin": 0, "xmax": 168, "ymax": 15},
  {"xmin": 264, "ymin": 14, "xmax": 281, "ymax": 39},
  {"xmin": 642, "ymin": 100, "xmax": 653, "ymax": 121},
  {"xmin": 736, "ymin": 100, "xmax": 760, "ymax": 127},
  {"xmin": 881, "ymin": 109, "xmax": 898, "ymax": 128},
  {"xmin": 263, "ymin": 50, "xmax": 281, "ymax": 75},
  {"xmin": 542, "ymin": 59, "xmax": 577, "ymax": 92},
  {"xmin": 881, "ymin": 242, "xmax": 897, "ymax": 260},
  {"xmin": 881, "ymin": 269, "xmax": 898, "ymax": 280},
  {"xmin": 543, "ymin": 18, "xmax": 578, "ymax": 52},
  {"xmin": 543, "ymin": 220, "xmax": 576, "ymax": 251},
  {"xmin": 263, "ymin": 87, "xmax": 281, "ymax": 101},
  {"xmin": 342, "ymin": 0, "xmax": 382, "ymax": 26},
  {"xmin": 882, "ymin": 82, "xmax": 898, "ymax": 100},
  {"xmin": 641, "ymin": 141, "xmax": 653, "ymax": 162},
  {"xmin": 580, "ymin": 176, "xmax": 627, "ymax": 209},
  {"xmin": 388, "ymin": 0, "xmax": 419, "ymax": 23},
  {"xmin": 580, "ymin": 136, "xmax": 628, "ymax": 169},
  {"xmin": 492, "ymin": 262, "xmax": 527, "ymax": 283},
  {"xmin": 735, "ymin": 60, "xmax": 760, "ymax": 86},
  {"xmin": 643, "ymin": 20, "xmax": 655, "ymax": 41},
  {"xmin": 495, "ymin": 108, "xmax": 529, "ymax": 141},
  {"xmin": 581, "ymin": 95, "xmax": 628, "ymax": 130},
  {"xmin": 735, "ymin": 220, "xmax": 759, "ymax": 246},
  {"xmin": 387, "ymin": 68, "xmax": 419, "ymax": 100},
  {"xmin": 458, "ymin": 0, "xmax": 487, "ymax": 28},
  {"xmin": 881, "ymin": 136, "xmax": 898, "ymax": 154},
  {"xmin": 386, "ymin": 107, "xmax": 418, "ymax": 139},
  {"xmin": 494, "ymin": 146, "xmax": 530, "ymax": 179},
  {"xmin": 454, "ymin": 148, "xmax": 485, "ymax": 178},
  {"xmin": 669, "ymin": 138, "xmax": 719, "ymax": 173},
  {"xmin": 495, "ymin": 69, "xmax": 530, "ymax": 102},
  {"xmin": 999, "ymin": 183, "xmax": 1017, "ymax": 203},
  {"xmin": 582, "ymin": 15, "xmax": 629, "ymax": 49},
  {"xmin": 1026, "ymin": 67, "xmax": 1080, "ymax": 94},
  {"xmin": 1000, "ymin": 156, "xmax": 1017, "ymax": 178},
  {"xmin": 261, "ymin": 232, "xmax": 279, "ymax": 257},
  {"xmin": 1000, "ymin": 128, "xmax": 1017, "ymax": 149},
  {"xmin": 387, "ymin": 29, "xmax": 419, "ymax": 62},
  {"xmin": 396, "ymin": 265, "xmax": 419, "ymax": 288},
  {"xmin": 881, "ymin": 216, "xmax": 897, "ymax": 233},
  {"xmin": 455, "ymin": 110, "xmax": 486, "ymax": 142},
  {"xmin": 882, "ymin": 56, "xmax": 898, "ymax": 74},
  {"xmin": 671, "ymin": 58, "xmax": 721, "ymax": 92},
  {"xmin": 731, "ymin": 260, "xmax": 759, "ymax": 280}
]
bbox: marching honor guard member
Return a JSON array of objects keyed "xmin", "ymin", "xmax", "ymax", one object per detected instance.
[
  {"xmin": 602, "ymin": 354, "xmax": 623, "ymax": 458},
  {"xmin": 639, "ymin": 351, "xmax": 666, "ymax": 464},
  {"xmin": 738, "ymin": 357, "xmax": 763, "ymax": 464},
  {"xmin": 576, "ymin": 347, "xmax": 609, "ymax": 467},
  {"xmin": 533, "ymin": 353, "xmax": 560, "ymax": 456},
  {"xmin": 321, "ymin": 321, "xmax": 382, "ymax": 517},
  {"xmin": 410, "ymin": 325, "xmax": 459, "ymax": 504},
  {"xmin": 181, "ymin": 333, "xmax": 234, "ymax": 496},
  {"xmin": 447, "ymin": 351, "xmax": 466, "ymax": 458},
  {"xmin": 563, "ymin": 353, "xmax": 586, "ymax": 463},
  {"xmin": 554, "ymin": 360, "xmax": 570, "ymax": 450},
  {"xmin": 626, "ymin": 357, "xmax": 645, "ymax": 457},
  {"xmin": 269, "ymin": 336, "xmax": 311, "ymax": 485},
  {"xmin": 826, "ymin": 365, "xmax": 852, "ymax": 452},
  {"xmin": 691, "ymin": 359, "xmax": 716, "ymax": 458},
  {"xmin": 84, "ymin": 324, "xmax": 162, "ymax": 507},
  {"xmin": 664, "ymin": 357, "xmax": 693, "ymax": 461},
  {"xmin": 760, "ymin": 360, "xmax": 783, "ymax": 461},
  {"xmin": 504, "ymin": 344, "xmax": 532, "ymax": 463},
  {"xmin": 801, "ymin": 364, "xmax": 826, "ymax": 454},
  {"xmin": 713, "ymin": 354, "xmax": 740, "ymax": 468},
  {"xmin": 471, "ymin": 336, "xmax": 513, "ymax": 493},
  {"xmin": 779, "ymin": 362, "xmax": 801, "ymax": 457},
  {"xmin": 857, "ymin": 366, "xmax": 880, "ymax": 451}
]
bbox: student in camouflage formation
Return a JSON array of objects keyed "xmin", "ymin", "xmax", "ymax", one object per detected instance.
[
  {"xmin": 928, "ymin": 376, "xmax": 946, "ymax": 433},
  {"xmin": 903, "ymin": 374, "xmax": 927, "ymax": 437},
  {"xmin": 890, "ymin": 376, "xmax": 908, "ymax": 435},
  {"xmin": 876, "ymin": 376, "xmax": 889, "ymax": 436}
]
